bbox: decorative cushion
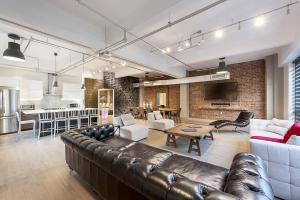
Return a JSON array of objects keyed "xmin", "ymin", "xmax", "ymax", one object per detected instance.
[
  {"xmin": 265, "ymin": 125, "xmax": 288, "ymax": 136},
  {"xmin": 153, "ymin": 111, "xmax": 163, "ymax": 120},
  {"xmin": 287, "ymin": 135, "xmax": 300, "ymax": 146},
  {"xmin": 283, "ymin": 123, "xmax": 300, "ymax": 143},
  {"xmin": 264, "ymin": 118, "xmax": 293, "ymax": 136},
  {"xmin": 114, "ymin": 116, "xmax": 124, "ymax": 127},
  {"xmin": 120, "ymin": 113, "xmax": 135, "ymax": 126}
]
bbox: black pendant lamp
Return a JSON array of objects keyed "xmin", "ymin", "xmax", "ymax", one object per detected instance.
[
  {"xmin": 144, "ymin": 72, "xmax": 150, "ymax": 84},
  {"xmin": 217, "ymin": 57, "xmax": 228, "ymax": 74},
  {"xmin": 3, "ymin": 33, "xmax": 25, "ymax": 62},
  {"xmin": 53, "ymin": 52, "xmax": 58, "ymax": 88}
]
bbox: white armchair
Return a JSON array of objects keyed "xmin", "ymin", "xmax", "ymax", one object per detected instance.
[
  {"xmin": 148, "ymin": 112, "xmax": 174, "ymax": 131},
  {"xmin": 249, "ymin": 119, "xmax": 300, "ymax": 200},
  {"xmin": 114, "ymin": 115, "xmax": 149, "ymax": 141}
]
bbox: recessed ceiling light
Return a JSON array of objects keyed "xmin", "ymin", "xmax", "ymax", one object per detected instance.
[
  {"xmin": 98, "ymin": 69, "xmax": 102, "ymax": 73},
  {"xmin": 215, "ymin": 30, "xmax": 224, "ymax": 39},
  {"xmin": 121, "ymin": 61, "xmax": 126, "ymax": 66},
  {"xmin": 112, "ymin": 65, "xmax": 116, "ymax": 69},
  {"xmin": 92, "ymin": 71, "xmax": 96, "ymax": 75},
  {"xmin": 105, "ymin": 67, "xmax": 109, "ymax": 71},
  {"xmin": 254, "ymin": 16, "xmax": 265, "ymax": 27},
  {"xmin": 166, "ymin": 47, "xmax": 171, "ymax": 53}
]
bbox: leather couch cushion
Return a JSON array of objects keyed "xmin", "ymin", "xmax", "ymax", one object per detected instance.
[
  {"xmin": 122, "ymin": 143, "xmax": 173, "ymax": 166},
  {"xmin": 160, "ymin": 155, "xmax": 228, "ymax": 191},
  {"xmin": 101, "ymin": 136, "xmax": 133, "ymax": 148}
]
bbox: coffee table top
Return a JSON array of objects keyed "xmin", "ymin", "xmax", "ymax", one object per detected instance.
[{"xmin": 165, "ymin": 123, "xmax": 214, "ymax": 139}]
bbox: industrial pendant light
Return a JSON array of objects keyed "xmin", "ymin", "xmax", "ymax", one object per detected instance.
[
  {"xmin": 3, "ymin": 33, "xmax": 25, "ymax": 62},
  {"xmin": 217, "ymin": 57, "xmax": 228, "ymax": 74},
  {"xmin": 81, "ymin": 54, "xmax": 86, "ymax": 90},
  {"xmin": 53, "ymin": 52, "xmax": 58, "ymax": 88},
  {"xmin": 144, "ymin": 72, "xmax": 150, "ymax": 84}
]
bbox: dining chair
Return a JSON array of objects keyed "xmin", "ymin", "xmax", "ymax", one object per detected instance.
[
  {"xmin": 89, "ymin": 108, "xmax": 98, "ymax": 126},
  {"xmin": 79, "ymin": 109, "xmax": 90, "ymax": 128},
  {"xmin": 68, "ymin": 110, "xmax": 79, "ymax": 130},
  {"xmin": 16, "ymin": 112, "xmax": 37, "ymax": 139}
]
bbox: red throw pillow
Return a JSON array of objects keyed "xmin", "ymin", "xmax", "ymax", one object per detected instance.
[
  {"xmin": 250, "ymin": 136, "xmax": 283, "ymax": 143},
  {"xmin": 283, "ymin": 123, "xmax": 300, "ymax": 143}
]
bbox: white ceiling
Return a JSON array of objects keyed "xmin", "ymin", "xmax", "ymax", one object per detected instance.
[{"xmin": 0, "ymin": 0, "xmax": 299, "ymax": 77}]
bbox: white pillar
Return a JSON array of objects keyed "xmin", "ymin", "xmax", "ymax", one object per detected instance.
[
  {"xmin": 180, "ymin": 83, "xmax": 189, "ymax": 119},
  {"xmin": 139, "ymin": 86, "xmax": 144, "ymax": 107}
]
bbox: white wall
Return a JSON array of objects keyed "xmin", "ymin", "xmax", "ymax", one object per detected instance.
[{"xmin": 265, "ymin": 54, "xmax": 285, "ymax": 119}]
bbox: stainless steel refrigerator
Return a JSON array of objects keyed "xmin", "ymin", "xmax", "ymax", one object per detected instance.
[{"xmin": 0, "ymin": 87, "xmax": 20, "ymax": 134}]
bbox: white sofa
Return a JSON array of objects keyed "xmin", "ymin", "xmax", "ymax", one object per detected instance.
[
  {"xmin": 249, "ymin": 119, "xmax": 300, "ymax": 200},
  {"xmin": 114, "ymin": 115, "xmax": 149, "ymax": 141},
  {"xmin": 147, "ymin": 112, "xmax": 174, "ymax": 131}
]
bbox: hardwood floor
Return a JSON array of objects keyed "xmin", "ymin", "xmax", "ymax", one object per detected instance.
[{"xmin": 0, "ymin": 131, "xmax": 99, "ymax": 200}]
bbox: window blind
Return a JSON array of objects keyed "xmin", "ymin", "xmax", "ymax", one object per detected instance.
[{"xmin": 294, "ymin": 57, "xmax": 300, "ymax": 121}]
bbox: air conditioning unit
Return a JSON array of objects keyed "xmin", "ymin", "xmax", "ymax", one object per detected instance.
[{"xmin": 210, "ymin": 72, "xmax": 230, "ymax": 80}]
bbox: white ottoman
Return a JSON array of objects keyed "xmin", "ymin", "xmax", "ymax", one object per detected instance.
[{"xmin": 120, "ymin": 124, "xmax": 149, "ymax": 141}]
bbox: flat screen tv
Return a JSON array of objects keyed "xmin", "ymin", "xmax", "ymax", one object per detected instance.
[{"xmin": 204, "ymin": 82, "xmax": 238, "ymax": 101}]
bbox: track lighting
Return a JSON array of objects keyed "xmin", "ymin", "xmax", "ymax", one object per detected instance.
[
  {"xmin": 81, "ymin": 54, "xmax": 86, "ymax": 90},
  {"xmin": 185, "ymin": 40, "xmax": 191, "ymax": 47},
  {"xmin": 215, "ymin": 30, "xmax": 224, "ymax": 39},
  {"xmin": 287, "ymin": 5, "xmax": 290, "ymax": 15},
  {"xmin": 52, "ymin": 52, "xmax": 58, "ymax": 88},
  {"xmin": 238, "ymin": 22, "xmax": 241, "ymax": 30},
  {"xmin": 112, "ymin": 65, "xmax": 116, "ymax": 69},
  {"xmin": 105, "ymin": 67, "xmax": 109, "ymax": 71},
  {"xmin": 98, "ymin": 69, "xmax": 102, "ymax": 73},
  {"xmin": 166, "ymin": 47, "xmax": 171, "ymax": 53},
  {"xmin": 3, "ymin": 33, "xmax": 25, "ymax": 62},
  {"xmin": 177, "ymin": 46, "xmax": 183, "ymax": 52}
]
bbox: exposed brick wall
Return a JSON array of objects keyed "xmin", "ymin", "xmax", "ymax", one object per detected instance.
[
  {"xmin": 189, "ymin": 60, "xmax": 266, "ymax": 120},
  {"xmin": 144, "ymin": 85, "xmax": 180, "ymax": 108},
  {"xmin": 103, "ymin": 72, "xmax": 139, "ymax": 116},
  {"xmin": 84, "ymin": 78, "xmax": 104, "ymax": 108}
]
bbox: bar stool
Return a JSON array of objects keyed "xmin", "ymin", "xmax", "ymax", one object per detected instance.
[
  {"xmin": 54, "ymin": 111, "xmax": 68, "ymax": 136},
  {"xmin": 16, "ymin": 112, "xmax": 37, "ymax": 139},
  {"xmin": 39, "ymin": 112, "xmax": 53, "ymax": 137},
  {"xmin": 68, "ymin": 110, "xmax": 79, "ymax": 130},
  {"xmin": 89, "ymin": 108, "xmax": 98, "ymax": 126},
  {"xmin": 79, "ymin": 109, "xmax": 90, "ymax": 128}
]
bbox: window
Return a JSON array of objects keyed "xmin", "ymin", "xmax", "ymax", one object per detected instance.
[{"xmin": 294, "ymin": 56, "xmax": 300, "ymax": 121}]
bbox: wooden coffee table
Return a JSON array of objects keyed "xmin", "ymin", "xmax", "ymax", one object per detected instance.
[{"xmin": 164, "ymin": 123, "xmax": 214, "ymax": 156}]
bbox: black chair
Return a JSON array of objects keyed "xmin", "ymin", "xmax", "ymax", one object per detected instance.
[{"xmin": 209, "ymin": 111, "xmax": 254, "ymax": 133}]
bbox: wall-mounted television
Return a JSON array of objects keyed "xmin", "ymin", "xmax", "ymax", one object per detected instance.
[{"xmin": 204, "ymin": 82, "xmax": 238, "ymax": 101}]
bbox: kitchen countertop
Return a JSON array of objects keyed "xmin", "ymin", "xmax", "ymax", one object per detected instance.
[{"xmin": 22, "ymin": 108, "xmax": 97, "ymax": 115}]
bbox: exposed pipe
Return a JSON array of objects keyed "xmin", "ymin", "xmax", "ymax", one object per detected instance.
[
  {"xmin": 0, "ymin": 17, "xmax": 94, "ymax": 51},
  {"xmin": 110, "ymin": 0, "xmax": 228, "ymax": 52},
  {"xmin": 74, "ymin": 0, "xmax": 202, "ymax": 69}
]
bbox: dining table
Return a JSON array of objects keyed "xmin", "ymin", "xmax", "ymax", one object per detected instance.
[{"xmin": 159, "ymin": 108, "xmax": 177, "ymax": 118}]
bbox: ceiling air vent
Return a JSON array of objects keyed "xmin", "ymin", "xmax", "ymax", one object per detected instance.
[{"xmin": 210, "ymin": 72, "xmax": 230, "ymax": 80}]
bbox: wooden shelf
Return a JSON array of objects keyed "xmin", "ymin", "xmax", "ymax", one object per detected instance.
[{"xmin": 198, "ymin": 107, "xmax": 247, "ymax": 111}]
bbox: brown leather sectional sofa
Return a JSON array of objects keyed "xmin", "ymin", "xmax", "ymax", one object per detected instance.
[{"xmin": 61, "ymin": 126, "xmax": 274, "ymax": 200}]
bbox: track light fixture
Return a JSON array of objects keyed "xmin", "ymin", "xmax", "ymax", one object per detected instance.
[
  {"xmin": 81, "ymin": 54, "xmax": 86, "ymax": 90},
  {"xmin": 3, "ymin": 33, "xmax": 25, "ymax": 62},
  {"xmin": 156, "ymin": 1, "xmax": 297, "ymax": 54},
  {"xmin": 52, "ymin": 52, "xmax": 58, "ymax": 88}
]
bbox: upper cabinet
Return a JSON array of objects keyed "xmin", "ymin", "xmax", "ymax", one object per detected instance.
[
  {"xmin": 20, "ymin": 80, "xmax": 43, "ymax": 100},
  {"xmin": 62, "ymin": 83, "xmax": 83, "ymax": 100}
]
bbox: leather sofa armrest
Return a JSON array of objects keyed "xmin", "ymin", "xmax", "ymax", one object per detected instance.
[{"xmin": 224, "ymin": 153, "xmax": 274, "ymax": 200}]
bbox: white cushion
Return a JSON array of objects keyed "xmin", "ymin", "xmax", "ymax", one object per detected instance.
[
  {"xmin": 287, "ymin": 135, "xmax": 300, "ymax": 146},
  {"xmin": 153, "ymin": 111, "xmax": 163, "ymax": 120},
  {"xmin": 271, "ymin": 118, "xmax": 293, "ymax": 128},
  {"xmin": 251, "ymin": 130, "xmax": 283, "ymax": 139},
  {"xmin": 265, "ymin": 125, "xmax": 288, "ymax": 136},
  {"xmin": 120, "ymin": 124, "xmax": 149, "ymax": 141},
  {"xmin": 120, "ymin": 113, "xmax": 135, "ymax": 126},
  {"xmin": 149, "ymin": 119, "xmax": 174, "ymax": 131}
]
